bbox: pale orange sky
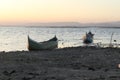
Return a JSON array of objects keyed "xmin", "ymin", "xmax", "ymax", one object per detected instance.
[{"xmin": 0, "ymin": 0, "xmax": 120, "ymax": 24}]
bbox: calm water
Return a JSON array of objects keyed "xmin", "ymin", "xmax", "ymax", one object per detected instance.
[{"xmin": 0, "ymin": 27, "xmax": 120, "ymax": 51}]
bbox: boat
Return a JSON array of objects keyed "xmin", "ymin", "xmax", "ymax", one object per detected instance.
[
  {"xmin": 28, "ymin": 35, "xmax": 58, "ymax": 50},
  {"xmin": 83, "ymin": 31, "xmax": 94, "ymax": 44}
]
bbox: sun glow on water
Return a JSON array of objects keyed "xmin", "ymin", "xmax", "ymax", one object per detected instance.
[{"xmin": 0, "ymin": 27, "xmax": 119, "ymax": 51}]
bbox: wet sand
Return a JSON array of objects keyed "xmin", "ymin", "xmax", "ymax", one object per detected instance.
[{"xmin": 0, "ymin": 47, "xmax": 120, "ymax": 80}]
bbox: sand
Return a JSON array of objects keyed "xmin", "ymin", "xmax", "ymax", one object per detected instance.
[{"xmin": 0, "ymin": 47, "xmax": 120, "ymax": 80}]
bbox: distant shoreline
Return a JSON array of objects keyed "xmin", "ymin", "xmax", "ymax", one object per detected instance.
[{"xmin": 26, "ymin": 26, "xmax": 120, "ymax": 28}]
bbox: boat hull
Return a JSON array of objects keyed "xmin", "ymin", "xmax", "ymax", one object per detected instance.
[
  {"xmin": 28, "ymin": 36, "xmax": 58, "ymax": 50},
  {"xmin": 83, "ymin": 37, "xmax": 93, "ymax": 44}
]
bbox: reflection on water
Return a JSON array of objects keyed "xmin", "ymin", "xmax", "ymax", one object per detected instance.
[{"xmin": 0, "ymin": 27, "xmax": 120, "ymax": 51}]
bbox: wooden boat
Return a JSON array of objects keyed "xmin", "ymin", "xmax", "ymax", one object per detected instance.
[
  {"xmin": 28, "ymin": 35, "xmax": 58, "ymax": 50},
  {"xmin": 83, "ymin": 31, "xmax": 94, "ymax": 44}
]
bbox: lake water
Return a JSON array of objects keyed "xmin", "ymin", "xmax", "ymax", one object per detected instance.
[{"xmin": 0, "ymin": 27, "xmax": 120, "ymax": 51}]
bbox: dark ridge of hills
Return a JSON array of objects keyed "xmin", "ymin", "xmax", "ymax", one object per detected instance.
[
  {"xmin": 0, "ymin": 21, "xmax": 120, "ymax": 28},
  {"xmin": 24, "ymin": 21, "xmax": 120, "ymax": 28}
]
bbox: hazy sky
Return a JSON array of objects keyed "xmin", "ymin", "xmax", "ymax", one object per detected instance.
[{"xmin": 0, "ymin": 0, "xmax": 120, "ymax": 24}]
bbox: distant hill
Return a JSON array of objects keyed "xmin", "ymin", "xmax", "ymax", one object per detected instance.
[
  {"xmin": 26, "ymin": 22, "xmax": 81, "ymax": 27},
  {"xmin": 0, "ymin": 21, "xmax": 120, "ymax": 27},
  {"xmin": 82, "ymin": 21, "xmax": 120, "ymax": 27},
  {"xmin": 27, "ymin": 21, "xmax": 120, "ymax": 27}
]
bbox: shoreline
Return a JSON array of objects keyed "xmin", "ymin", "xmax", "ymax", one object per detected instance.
[{"xmin": 1, "ymin": 46, "xmax": 119, "ymax": 53}]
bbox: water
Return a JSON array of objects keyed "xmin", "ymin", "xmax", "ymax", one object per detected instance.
[{"xmin": 0, "ymin": 27, "xmax": 120, "ymax": 51}]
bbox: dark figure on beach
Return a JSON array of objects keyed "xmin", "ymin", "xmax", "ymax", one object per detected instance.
[{"xmin": 83, "ymin": 31, "xmax": 94, "ymax": 44}]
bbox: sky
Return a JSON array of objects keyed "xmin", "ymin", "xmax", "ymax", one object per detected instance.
[{"xmin": 0, "ymin": 0, "xmax": 120, "ymax": 24}]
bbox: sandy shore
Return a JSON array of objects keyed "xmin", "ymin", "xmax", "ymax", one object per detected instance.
[{"xmin": 0, "ymin": 47, "xmax": 120, "ymax": 80}]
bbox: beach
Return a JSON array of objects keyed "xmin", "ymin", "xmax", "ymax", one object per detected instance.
[{"xmin": 0, "ymin": 47, "xmax": 119, "ymax": 80}]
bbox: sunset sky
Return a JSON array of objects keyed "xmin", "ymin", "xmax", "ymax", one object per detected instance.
[{"xmin": 0, "ymin": 0, "xmax": 120, "ymax": 24}]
